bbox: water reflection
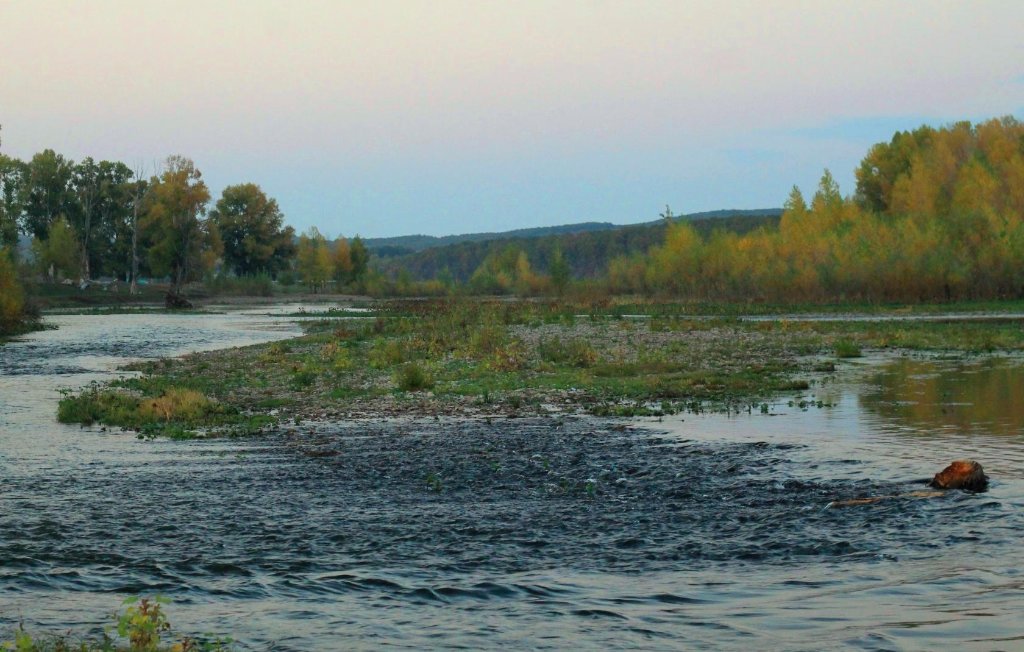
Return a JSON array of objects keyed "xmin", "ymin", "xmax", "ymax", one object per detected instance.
[{"xmin": 859, "ymin": 357, "xmax": 1024, "ymax": 438}]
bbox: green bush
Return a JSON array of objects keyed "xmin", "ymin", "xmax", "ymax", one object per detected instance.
[
  {"xmin": 396, "ymin": 362, "xmax": 434, "ymax": 391},
  {"xmin": 834, "ymin": 339, "xmax": 863, "ymax": 358},
  {"xmin": 369, "ymin": 338, "xmax": 406, "ymax": 368}
]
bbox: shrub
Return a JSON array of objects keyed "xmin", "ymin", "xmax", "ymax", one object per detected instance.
[
  {"xmin": 369, "ymin": 338, "xmax": 406, "ymax": 368},
  {"xmin": 538, "ymin": 336, "xmax": 598, "ymax": 367},
  {"xmin": 396, "ymin": 362, "xmax": 433, "ymax": 391},
  {"xmin": 58, "ymin": 387, "xmax": 140, "ymax": 426},
  {"xmin": 291, "ymin": 367, "xmax": 318, "ymax": 389},
  {"xmin": 834, "ymin": 339, "xmax": 863, "ymax": 358}
]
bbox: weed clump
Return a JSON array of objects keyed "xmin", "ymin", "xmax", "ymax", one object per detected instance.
[
  {"xmin": 291, "ymin": 366, "xmax": 318, "ymax": 389},
  {"xmin": 538, "ymin": 336, "xmax": 598, "ymax": 367},
  {"xmin": 396, "ymin": 362, "xmax": 434, "ymax": 391},
  {"xmin": 369, "ymin": 338, "xmax": 406, "ymax": 368},
  {"xmin": 137, "ymin": 388, "xmax": 215, "ymax": 422},
  {"xmin": 834, "ymin": 339, "xmax": 863, "ymax": 358},
  {"xmin": 57, "ymin": 384, "xmax": 262, "ymax": 439}
]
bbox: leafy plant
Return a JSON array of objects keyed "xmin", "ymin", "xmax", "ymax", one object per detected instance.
[
  {"xmin": 1, "ymin": 595, "xmax": 233, "ymax": 651},
  {"xmin": 369, "ymin": 338, "xmax": 406, "ymax": 368},
  {"xmin": 115, "ymin": 596, "xmax": 172, "ymax": 651},
  {"xmin": 834, "ymin": 339, "xmax": 863, "ymax": 358},
  {"xmin": 396, "ymin": 362, "xmax": 434, "ymax": 391}
]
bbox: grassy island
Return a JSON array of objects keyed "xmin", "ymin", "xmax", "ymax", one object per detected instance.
[{"xmin": 56, "ymin": 298, "xmax": 1024, "ymax": 438}]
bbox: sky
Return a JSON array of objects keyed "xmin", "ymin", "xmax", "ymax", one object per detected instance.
[{"xmin": 1, "ymin": 1, "xmax": 1023, "ymax": 239}]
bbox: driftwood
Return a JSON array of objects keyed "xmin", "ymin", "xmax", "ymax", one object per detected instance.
[
  {"xmin": 929, "ymin": 459, "xmax": 988, "ymax": 491},
  {"xmin": 829, "ymin": 460, "xmax": 988, "ymax": 508},
  {"xmin": 165, "ymin": 292, "xmax": 194, "ymax": 310}
]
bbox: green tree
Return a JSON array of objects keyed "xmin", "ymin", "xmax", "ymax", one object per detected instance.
[
  {"xmin": 70, "ymin": 157, "xmax": 101, "ymax": 280},
  {"xmin": 90, "ymin": 160, "xmax": 137, "ymax": 280},
  {"xmin": 208, "ymin": 183, "xmax": 296, "ymax": 277},
  {"xmin": 32, "ymin": 216, "xmax": 79, "ymax": 280},
  {"xmin": 0, "ymin": 154, "xmax": 25, "ymax": 250},
  {"xmin": 349, "ymin": 236, "xmax": 369, "ymax": 283},
  {"xmin": 21, "ymin": 149, "xmax": 76, "ymax": 240},
  {"xmin": 142, "ymin": 156, "xmax": 212, "ymax": 296},
  {"xmin": 548, "ymin": 245, "xmax": 571, "ymax": 293}
]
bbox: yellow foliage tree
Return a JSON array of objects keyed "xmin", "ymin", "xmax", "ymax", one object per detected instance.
[
  {"xmin": 616, "ymin": 115, "xmax": 1024, "ymax": 303},
  {"xmin": 0, "ymin": 246, "xmax": 24, "ymax": 334}
]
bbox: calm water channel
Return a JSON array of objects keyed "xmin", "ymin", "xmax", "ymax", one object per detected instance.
[{"xmin": 1, "ymin": 310, "xmax": 1022, "ymax": 650}]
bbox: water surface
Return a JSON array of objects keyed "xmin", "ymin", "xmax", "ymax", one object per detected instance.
[{"xmin": 1, "ymin": 314, "xmax": 1021, "ymax": 650}]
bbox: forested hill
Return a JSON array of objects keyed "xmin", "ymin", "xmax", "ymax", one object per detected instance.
[
  {"xmin": 364, "ymin": 222, "xmax": 617, "ymax": 256},
  {"xmin": 377, "ymin": 209, "xmax": 782, "ymax": 282},
  {"xmin": 364, "ymin": 208, "xmax": 780, "ymax": 257}
]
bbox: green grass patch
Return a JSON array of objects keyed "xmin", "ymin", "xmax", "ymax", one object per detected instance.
[
  {"xmin": 58, "ymin": 384, "xmax": 273, "ymax": 439},
  {"xmin": 834, "ymin": 339, "xmax": 863, "ymax": 358}
]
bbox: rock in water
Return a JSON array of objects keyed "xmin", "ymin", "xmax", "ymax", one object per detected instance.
[
  {"xmin": 930, "ymin": 460, "xmax": 988, "ymax": 492},
  {"xmin": 165, "ymin": 292, "xmax": 194, "ymax": 309}
]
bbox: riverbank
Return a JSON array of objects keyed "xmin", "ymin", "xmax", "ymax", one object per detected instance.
[
  {"xmin": 55, "ymin": 299, "xmax": 1024, "ymax": 438},
  {"xmin": 26, "ymin": 280, "xmax": 371, "ymax": 311}
]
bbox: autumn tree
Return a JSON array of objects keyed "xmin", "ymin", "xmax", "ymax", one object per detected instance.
[
  {"xmin": 142, "ymin": 156, "xmax": 213, "ymax": 297},
  {"xmin": 208, "ymin": 183, "xmax": 296, "ymax": 277},
  {"xmin": 296, "ymin": 227, "xmax": 332, "ymax": 291},
  {"xmin": 331, "ymin": 237, "xmax": 353, "ymax": 285},
  {"xmin": 0, "ymin": 246, "xmax": 24, "ymax": 335},
  {"xmin": 622, "ymin": 117, "xmax": 1024, "ymax": 303}
]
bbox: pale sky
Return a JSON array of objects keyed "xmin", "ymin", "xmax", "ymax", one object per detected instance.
[{"xmin": 2, "ymin": 1, "xmax": 1023, "ymax": 238}]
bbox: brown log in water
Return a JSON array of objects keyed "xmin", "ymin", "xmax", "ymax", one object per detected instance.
[
  {"xmin": 830, "ymin": 460, "xmax": 988, "ymax": 508},
  {"xmin": 930, "ymin": 459, "xmax": 988, "ymax": 492}
]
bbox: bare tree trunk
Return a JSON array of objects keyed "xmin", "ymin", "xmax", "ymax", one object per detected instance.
[
  {"xmin": 130, "ymin": 164, "xmax": 144, "ymax": 295},
  {"xmin": 80, "ymin": 189, "xmax": 93, "ymax": 284}
]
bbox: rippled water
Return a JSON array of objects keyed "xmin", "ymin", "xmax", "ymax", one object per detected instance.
[{"xmin": 2, "ymin": 314, "xmax": 1023, "ymax": 650}]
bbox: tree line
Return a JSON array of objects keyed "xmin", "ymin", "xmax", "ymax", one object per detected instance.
[
  {"xmin": 378, "ymin": 117, "xmax": 1024, "ymax": 303},
  {"xmin": 5, "ymin": 116, "xmax": 1024, "ymax": 327},
  {"xmin": 376, "ymin": 211, "xmax": 781, "ymax": 286},
  {"xmin": 0, "ymin": 149, "xmax": 304, "ymax": 296},
  {"xmin": 606, "ymin": 117, "xmax": 1024, "ymax": 302}
]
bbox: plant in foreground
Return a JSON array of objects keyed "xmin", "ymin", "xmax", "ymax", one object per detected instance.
[{"xmin": 0, "ymin": 596, "xmax": 232, "ymax": 652}]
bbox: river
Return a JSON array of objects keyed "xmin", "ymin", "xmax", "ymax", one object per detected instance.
[{"xmin": 1, "ymin": 310, "xmax": 1022, "ymax": 650}]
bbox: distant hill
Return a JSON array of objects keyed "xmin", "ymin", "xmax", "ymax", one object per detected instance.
[
  {"xmin": 364, "ymin": 222, "xmax": 620, "ymax": 256},
  {"xmin": 365, "ymin": 208, "xmax": 779, "ymax": 256},
  {"xmin": 377, "ymin": 209, "xmax": 783, "ymax": 282}
]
